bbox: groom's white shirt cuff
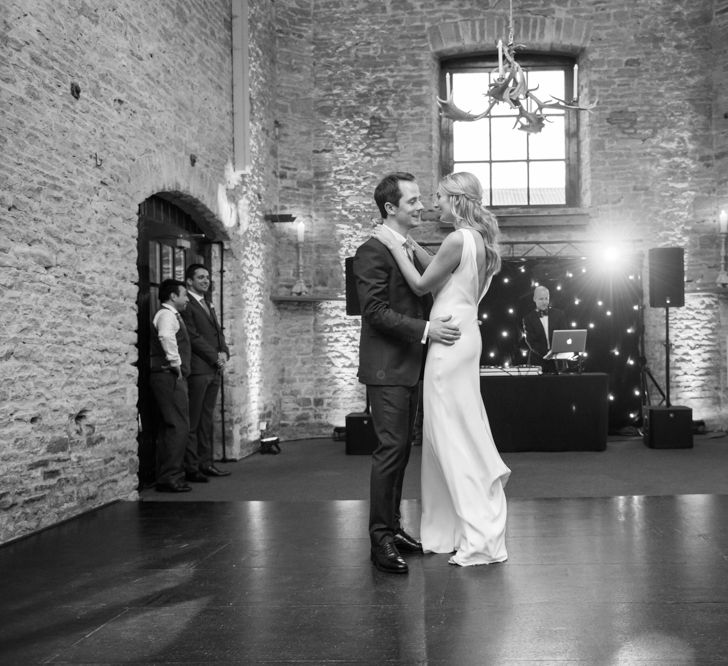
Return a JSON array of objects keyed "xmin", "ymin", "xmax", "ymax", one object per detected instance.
[{"xmin": 422, "ymin": 322, "xmax": 429, "ymax": 344}]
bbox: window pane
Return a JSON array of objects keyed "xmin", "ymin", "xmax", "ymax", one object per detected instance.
[
  {"xmin": 161, "ymin": 245, "xmax": 173, "ymax": 280},
  {"xmin": 174, "ymin": 248, "xmax": 185, "ymax": 280},
  {"xmin": 492, "ymin": 162, "xmax": 528, "ymax": 206},
  {"xmin": 453, "ymin": 119, "xmax": 490, "ymax": 161},
  {"xmin": 452, "ymin": 72, "xmax": 491, "ymax": 115},
  {"xmin": 491, "ymin": 117, "xmax": 527, "ymax": 160},
  {"xmin": 530, "ymin": 161, "xmax": 565, "ymax": 205},
  {"xmin": 529, "ymin": 116, "xmax": 565, "ymax": 159},
  {"xmin": 453, "ymin": 162, "xmax": 490, "ymax": 202},
  {"xmin": 527, "ymin": 70, "xmax": 565, "ymax": 114}
]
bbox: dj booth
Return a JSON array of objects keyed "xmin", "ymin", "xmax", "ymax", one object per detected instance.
[{"xmin": 480, "ymin": 371, "xmax": 609, "ymax": 452}]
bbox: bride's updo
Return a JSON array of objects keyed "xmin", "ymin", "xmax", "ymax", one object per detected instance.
[{"xmin": 439, "ymin": 172, "xmax": 501, "ymax": 277}]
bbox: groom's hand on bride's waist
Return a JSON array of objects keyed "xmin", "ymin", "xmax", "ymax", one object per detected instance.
[{"xmin": 428, "ymin": 315, "xmax": 461, "ymax": 345}]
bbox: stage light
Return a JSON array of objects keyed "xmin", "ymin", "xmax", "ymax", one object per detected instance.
[
  {"xmin": 507, "ymin": 307, "xmax": 514, "ymax": 315},
  {"xmin": 608, "ymin": 394, "xmax": 615, "ymax": 401},
  {"xmin": 556, "ymin": 284, "xmax": 562, "ymax": 291},
  {"xmin": 627, "ymin": 358, "xmax": 635, "ymax": 365},
  {"xmin": 633, "ymin": 388, "xmax": 641, "ymax": 396},
  {"xmin": 626, "ymin": 327, "xmax": 634, "ymax": 334},
  {"xmin": 603, "ymin": 246, "xmax": 620, "ymax": 264},
  {"xmin": 633, "ymin": 304, "xmax": 639, "ymax": 310},
  {"xmin": 612, "ymin": 349, "xmax": 620, "ymax": 356},
  {"xmin": 629, "ymin": 411, "xmax": 638, "ymax": 419},
  {"xmin": 597, "ymin": 300, "xmax": 603, "ymax": 307},
  {"xmin": 606, "ymin": 310, "xmax": 612, "ymax": 316},
  {"xmin": 482, "ymin": 313, "xmax": 488, "ymax": 319},
  {"xmin": 574, "ymin": 298, "xmax": 581, "ymax": 305},
  {"xmin": 566, "ymin": 271, "xmax": 573, "ymax": 278},
  {"xmin": 589, "ymin": 323, "xmax": 595, "ymax": 329},
  {"xmin": 503, "ymin": 277, "xmax": 510, "ymax": 284},
  {"xmin": 581, "ymin": 267, "xmax": 587, "ymax": 273},
  {"xmin": 489, "ymin": 351, "xmax": 496, "ymax": 358},
  {"xmin": 571, "ymin": 321, "xmax": 577, "ymax": 327}
]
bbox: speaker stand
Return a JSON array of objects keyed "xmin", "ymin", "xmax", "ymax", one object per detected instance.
[
  {"xmin": 663, "ymin": 304, "xmax": 671, "ymax": 407},
  {"xmin": 637, "ymin": 304, "xmax": 666, "ymax": 409}
]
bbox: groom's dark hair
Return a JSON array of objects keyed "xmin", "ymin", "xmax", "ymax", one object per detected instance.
[{"xmin": 374, "ymin": 172, "xmax": 416, "ymax": 219}]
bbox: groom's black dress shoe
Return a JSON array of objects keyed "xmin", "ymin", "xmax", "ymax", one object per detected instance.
[
  {"xmin": 371, "ymin": 543, "xmax": 408, "ymax": 574},
  {"xmin": 201, "ymin": 464, "xmax": 230, "ymax": 477},
  {"xmin": 394, "ymin": 528, "xmax": 423, "ymax": 553}
]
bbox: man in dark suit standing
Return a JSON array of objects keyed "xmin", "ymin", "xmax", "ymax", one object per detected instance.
[
  {"xmin": 522, "ymin": 285, "xmax": 567, "ymax": 371},
  {"xmin": 182, "ymin": 263, "xmax": 231, "ymax": 480},
  {"xmin": 353, "ymin": 172, "xmax": 460, "ymax": 574}
]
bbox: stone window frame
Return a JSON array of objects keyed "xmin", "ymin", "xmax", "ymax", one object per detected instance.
[
  {"xmin": 427, "ymin": 16, "xmax": 592, "ymax": 228},
  {"xmin": 439, "ymin": 54, "xmax": 578, "ymax": 208}
]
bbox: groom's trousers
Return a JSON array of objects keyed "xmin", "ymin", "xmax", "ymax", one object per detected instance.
[{"xmin": 367, "ymin": 384, "xmax": 419, "ymax": 548}]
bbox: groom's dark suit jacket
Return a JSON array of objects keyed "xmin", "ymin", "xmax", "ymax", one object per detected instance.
[
  {"xmin": 182, "ymin": 297, "xmax": 229, "ymax": 375},
  {"xmin": 353, "ymin": 238, "xmax": 428, "ymax": 387}
]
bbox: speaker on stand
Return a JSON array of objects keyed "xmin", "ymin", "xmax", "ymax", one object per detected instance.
[{"xmin": 643, "ymin": 248, "xmax": 692, "ymax": 448}]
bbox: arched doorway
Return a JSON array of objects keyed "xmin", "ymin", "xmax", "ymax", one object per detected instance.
[{"xmin": 136, "ymin": 194, "xmax": 224, "ymax": 488}]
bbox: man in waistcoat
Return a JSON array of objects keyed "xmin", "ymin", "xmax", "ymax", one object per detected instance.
[
  {"xmin": 182, "ymin": 264, "xmax": 231, "ymax": 478},
  {"xmin": 149, "ymin": 279, "xmax": 193, "ymax": 493}
]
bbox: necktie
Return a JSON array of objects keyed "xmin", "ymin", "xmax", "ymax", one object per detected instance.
[
  {"xmin": 403, "ymin": 239, "xmax": 415, "ymax": 264},
  {"xmin": 200, "ymin": 299, "xmax": 212, "ymax": 317}
]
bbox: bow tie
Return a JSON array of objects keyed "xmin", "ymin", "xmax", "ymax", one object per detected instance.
[{"xmin": 538, "ymin": 310, "xmax": 549, "ymax": 317}]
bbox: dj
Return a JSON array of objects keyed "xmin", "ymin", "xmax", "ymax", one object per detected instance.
[{"xmin": 522, "ymin": 285, "xmax": 567, "ymax": 372}]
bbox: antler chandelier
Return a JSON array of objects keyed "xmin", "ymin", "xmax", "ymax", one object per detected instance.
[{"xmin": 437, "ymin": 0, "xmax": 596, "ymax": 133}]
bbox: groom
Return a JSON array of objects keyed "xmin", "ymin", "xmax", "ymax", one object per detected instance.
[{"xmin": 353, "ymin": 172, "xmax": 460, "ymax": 574}]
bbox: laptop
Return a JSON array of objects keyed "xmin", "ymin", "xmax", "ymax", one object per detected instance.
[{"xmin": 543, "ymin": 329, "xmax": 587, "ymax": 360}]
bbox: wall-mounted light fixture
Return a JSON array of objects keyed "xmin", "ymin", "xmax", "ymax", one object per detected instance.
[{"xmin": 716, "ymin": 209, "xmax": 728, "ymax": 288}]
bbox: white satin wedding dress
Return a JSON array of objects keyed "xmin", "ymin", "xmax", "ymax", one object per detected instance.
[{"xmin": 420, "ymin": 228, "xmax": 511, "ymax": 566}]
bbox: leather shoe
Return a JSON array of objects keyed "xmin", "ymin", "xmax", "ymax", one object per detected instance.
[
  {"xmin": 155, "ymin": 481, "xmax": 192, "ymax": 493},
  {"xmin": 185, "ymin": 471, "xmax": 209, "ymax": 483},
  {"xmin": 201, "ymin": 464, "xmax": 231, "ymax": 477},
  {"xmin": 394, "ymin": 528, "xmax": 423, "ymax": 553},
  {"xmin": 371, "ymin": 543, "xmax": 408, "ymax": 574}
]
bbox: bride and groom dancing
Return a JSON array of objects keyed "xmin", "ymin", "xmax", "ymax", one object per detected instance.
[{"xmin": 353, "ymin": 171, "xmax": 511, "ymax": 573}]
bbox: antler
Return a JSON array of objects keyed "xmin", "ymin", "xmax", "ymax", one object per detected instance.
[
  {"xmin": 437, "ymin": 93, "xmax": 496, "ymax": 122},
  {"xmin": 437, "ymin": 38, "xmax": 596, "ymax": 133}
]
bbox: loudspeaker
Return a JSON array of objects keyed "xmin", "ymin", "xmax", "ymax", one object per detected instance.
[
  {"xmin": 345, "ymin": 411, "xmax": 377, "ymax": 454},
  {"xmin": 345, "ymin": 257, "xmax": 361, "ymax": 315},
  {"xmin": 648, "ymin": 247, "xmax": 684, "ymax": 308},
  {"xmin": 643, "ymin": 406, "xmax": 693, "ymax": 448}
]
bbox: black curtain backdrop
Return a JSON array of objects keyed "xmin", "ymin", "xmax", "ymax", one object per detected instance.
[{"xmin": 478, "ymin": 254, "xmax": 644, "ymax": 433}]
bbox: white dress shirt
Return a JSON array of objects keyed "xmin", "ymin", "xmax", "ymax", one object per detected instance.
[{"xmin": 153, "ymin": 303, "xmax": 182, "ymax": 367}]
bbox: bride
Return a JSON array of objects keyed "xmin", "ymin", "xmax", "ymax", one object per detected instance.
[{"xmin": 372, "ymin": 171, "xmax": 511, "ymax": 566}]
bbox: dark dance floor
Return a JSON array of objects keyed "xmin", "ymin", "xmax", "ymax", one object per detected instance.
[{"xmin": 2, "ymin": 441, "xmax": 728, "ymax": 664}]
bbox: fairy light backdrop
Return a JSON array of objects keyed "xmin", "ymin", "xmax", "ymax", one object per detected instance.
[{"xmin": 479, "ymin": 253, "xmax": 644, "ymax": 433}]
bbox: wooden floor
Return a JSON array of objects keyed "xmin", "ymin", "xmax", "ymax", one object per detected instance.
[{"xmin": 2, "ymin": 492, "xmax": 728, "ymax": 663}]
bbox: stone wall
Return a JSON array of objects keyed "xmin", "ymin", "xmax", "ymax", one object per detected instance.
[
  {"xmin": 2, "ymin": 0, "xmax": 728, "ymax": 542},
  {"xmin": 270, "ymin": 0, "xmax": 728, "ymax": 434},
  {"xmin": 0, "ymin": 0, "xmax": 278, "ymax": 543}
]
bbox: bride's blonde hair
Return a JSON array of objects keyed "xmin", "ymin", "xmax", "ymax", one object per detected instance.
[{"xmin": 439, "ymin": 172, "xmax": 501, "ymax": 277}]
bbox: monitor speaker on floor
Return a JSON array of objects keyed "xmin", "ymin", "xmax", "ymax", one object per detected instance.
[
  {"xmin": 643, "ymin": 406, "xmax": 693, "ymax": 449},
  {"xmin": 345, "ymin": 411, "xmax": 377, "ymax": 454}
]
